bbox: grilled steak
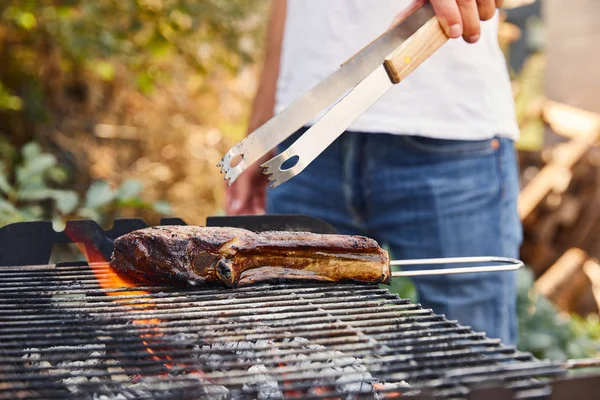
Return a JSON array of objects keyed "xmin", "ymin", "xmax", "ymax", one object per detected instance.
[{"xmin": 110, "ymin": 226, "xmax": 391, "ymax": 287}]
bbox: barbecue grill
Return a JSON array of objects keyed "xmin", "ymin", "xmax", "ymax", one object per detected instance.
[{"xmin": 1, "ymin": 216, "xmax": 599, "ymax": 400}]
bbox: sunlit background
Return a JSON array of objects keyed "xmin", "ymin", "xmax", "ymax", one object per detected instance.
[{"xmin": 1, "ymin": 0, "xmax": 599, "ymax": 367}]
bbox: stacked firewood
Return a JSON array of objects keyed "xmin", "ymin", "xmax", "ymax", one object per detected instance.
[{"xmin": 518, "ymin": 100, "xmax": 600, "ymax": 316}]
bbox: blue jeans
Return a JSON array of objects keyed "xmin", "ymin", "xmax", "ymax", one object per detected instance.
[{"xmin": 265, "ymin": 128, "xmax": 523, "ymax": 345}]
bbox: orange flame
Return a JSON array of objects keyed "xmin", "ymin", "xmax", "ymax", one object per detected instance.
[
  {"xmin": 64, "ymin": 227, "xmax": 178, "ymax": 369},
  {"xmin": 89, "ymin": 262, "xmax": 174, "ymax": 366}
]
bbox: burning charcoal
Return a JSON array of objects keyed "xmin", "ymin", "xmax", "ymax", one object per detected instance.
[
  {"xmin": 111, "ymin": 376, "xmax": 230, "ymax": 400},
  {"xmin": 90, "ymin": 350, "xmax": 105, "ymax": 358},
  {"xmin": 242, "ymin": 364, "xmax": 283, "ymax": 400},
  {"xmin": 21, "ymin": 348, "xmax": 41, "ymax": 360},
  {"xmin": 254, "ymin": 339, "xmax": 272, "ymax": 348},
  {"xmin": 199, "ymin": 340, "xmax": 263, "ymax": 367},
  {"xmin": 93, "ymin": 395, "xmax": 129, "ymax": 400},
  {"xmin": 201, "ymin": 383, "xmax": 230, "ymax": 400},
  {"xmin": 58, "ymin": 360, "xmax": 99, "ymax": 369},
  {"xmin": 34, "ymin": 360, "xmax": 54, "ymax": 374},
  {"xmin": 161, "ymin": 332, "xmax": 202, "ymax": 344},
  {"xmin": 105, "ymin": 359, "xmax": 129, "ymax": 382},
  {"xmin": 48, "ymin": 367, "xmax": 70, "ymax": 377},
  {"xmin": 335, "ymin": 370, "xmax": 374, "ymax": 394},
  {"xmin": 290, "ymin": 337, "xmax": 309, "ymax": 344},
  {"xmin": 63, "ymin": 376, "xmax": 90, "ymax": 393},
  {"xmin": 20, "ymin": 348, "xmax": 41, "ymax": 366}
]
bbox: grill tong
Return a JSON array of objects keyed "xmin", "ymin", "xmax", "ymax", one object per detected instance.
[{"xmin": 218, "ymin": 0, "xmax": 448, "ymax": 188}]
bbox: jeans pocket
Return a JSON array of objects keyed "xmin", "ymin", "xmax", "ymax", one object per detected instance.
[{"xmin": 401, "ymin": 135, "xmax": 499, "ymax": 157}]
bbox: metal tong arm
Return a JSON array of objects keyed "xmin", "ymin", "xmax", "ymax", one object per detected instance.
[
  {"xmin": 565, "ymin": 358, "xmax": 600, "ymax": 369},
  {"xmin": 390, "ymin": 256, "xmax": 524, "ymax": 277}
]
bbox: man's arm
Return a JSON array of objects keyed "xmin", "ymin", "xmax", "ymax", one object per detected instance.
[
  {"xmin": 246, "ymin": 0, "xmax": 286, "ymax": 134},
  {"xmin": 226, "ymin": 0, "xmax": 286, "ymax": 215}
]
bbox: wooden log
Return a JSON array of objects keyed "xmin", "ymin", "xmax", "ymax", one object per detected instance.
[
  {"xmin": 522, "ymin": 242, "xmax": 558, "ymax": 276},
  {"xmin": 534, "ymin": 248, "xmax": 587, "ymax": 304},
  {"xmin": 554, "ymin": 195, "xmax": 581, "ymax": 227},
  {"xmin": 563, "ymin": 170, "xmax": 600, "ymax": 250},
  {"xmin": 518, "ymin": 164, "xmax": 572, "ymax": 219},
  {"xmin": 542, "ymin": 100, "xmax": 600, "ymax": 140},
  {"xmin": 518, "ymin": 108, "xmax": 600, "ymax": 220},
  {"xmin": 519, "ymin": 102, "xmax": 600, "ymax": 276},
  {"xmin": 535, "ymin": 214, "xmax": 560, "ymax": 244},
  {"xmin": 519, "ymin": 96, "xmax": 546, "ymax": 126},
  {"xmin": 583, "ymin": 259, "xmax": 600, "ymax": 312},
  {"xmin": 555, "ymin": 268, "xmax": 591, "ymax": 313},
  {"xmin": 574, "ymin": 287, "xmax": 600, "ymax": 316}
]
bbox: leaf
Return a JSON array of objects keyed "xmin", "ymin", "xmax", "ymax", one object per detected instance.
[
  {"xmin": 545, "ymin": 348, "xmax": 568, "ymax": 362},
  {"xmin": 17, "ymin": 12, "xmax": 37, "ymax": 30},
  {"xmin": 16, "ymin": 154, "xmax": 57, "ymax": 184},
  {"xmin": 21, "ymin": 142, "xmax": 41, "ymax": 161},
  {"xmin": 0, "ymin": 82, "xmax": 24, "ymax": 111},
  {"xmin": 116, "ymin": 198, "xmax": 152, "ymax": 209},
  {"xmin": 136, "ymin": 71, "xmax": 155, "ymax": 95},
  {"xmin": 84, "ymin": 180, "xmax": 116, "ymax": 209},
  {"xmin": 0, "ymin": 94, "xmax": 23, "ymax": 111},
  {"xmin": 0, "ymin": 198, "xmax": 18, "ymax": 213},
  {"xmin": 526, "ymin": 332, "xmax": 556, "ymax": 353},
  {"xmin": 53, "ymin": 190, "xmax": 79, "ymax": 214},
  {"xmin": 0, "ymin": 167, "xmax": 12, "ymax": 195},
  {"xmin": 76, "ymin": 207, "xmax": 102, "ymax": 222},
  {"xmin": 153, "ymin": 201, "xmax": 172, "ymax": 215},
  {"xmin": 47, "ymin": 166, "xmax": 69, "ymax": 184},
  {"xmin": 0, "ymin": 199, "xmax": 24, "ymax": 227},
  {"xmin": 117, "ymin": 179, "xmax": 143, "ymax": 200},
  {"xmin": 17, "ymin": 187, "xmax": 57, "ymax": 201},
  {"xmin": 18, "ymin": 204, "xmax": 44, "ymax": 220},
  {"xmin": 91, "ymin": 61, "xmax": 116, "ymax": 81}
]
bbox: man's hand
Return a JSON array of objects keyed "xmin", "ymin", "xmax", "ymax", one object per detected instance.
[
  {"xmin": 395, "ymin": 1, "xmax": 504, "ymax": 43},
  {"xmin": 431, "ymin": 0, "xmax": 503, "ymax": 43},
  {"xmin": 225, "ymin": 151, "xmax": 274, "ymax": 216}
]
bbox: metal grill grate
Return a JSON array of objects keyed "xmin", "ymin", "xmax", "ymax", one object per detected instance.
[{"xmin": 0, "ymin": 263, "xmax": 567, "ymax": 400}]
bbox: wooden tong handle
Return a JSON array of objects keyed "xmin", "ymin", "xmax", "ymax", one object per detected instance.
[{"xmin": 383, "ymin": 17, "xmax": 449, "ymax": 84}]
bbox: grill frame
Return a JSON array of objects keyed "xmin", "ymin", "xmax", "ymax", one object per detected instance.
[{"xmin": 1, "ymin": 217, "xmax": 599, "ymax": 400}]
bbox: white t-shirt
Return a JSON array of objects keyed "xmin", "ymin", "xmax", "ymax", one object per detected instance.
[{"xmin": 274, "ymin": 0, "xmax": 520, "ymax": 141}]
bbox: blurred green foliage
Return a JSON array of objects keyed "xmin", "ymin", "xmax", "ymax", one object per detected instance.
[
  {"xmin": 0, "ymin": 0, "xmax": 266, "ymax": 141},
  {"xmin": 0, "ymin": 0, "xmax": 267, "ymax": 225},
  {"xmin": 0, "ymin": 137, "xmax": 171, "ymax": 230},
  {"xmin": 516, "ymin": 267, "xmax": 600, "ymax": 362},
  {"xmin": 514, "ymin": 53, "xmax": 545, "ymax": 152}
]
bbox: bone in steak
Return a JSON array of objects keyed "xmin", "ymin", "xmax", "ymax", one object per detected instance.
[{"xmin": 110, "ymin": 226, "xmax": 391, "ymax": 287}]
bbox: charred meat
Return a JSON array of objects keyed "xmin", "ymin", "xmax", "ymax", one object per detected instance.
[{"xmin": 110, "ymin": 226, "xmax": 390, "ymax": 287}]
